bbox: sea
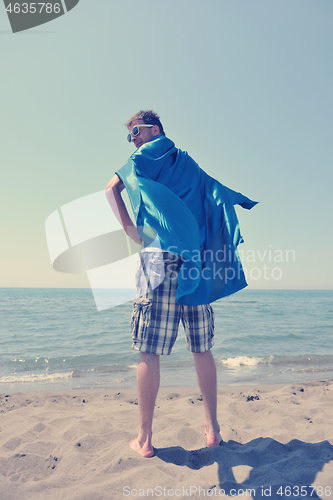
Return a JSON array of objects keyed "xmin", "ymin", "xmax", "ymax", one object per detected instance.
[{"xmin": 0, "ymin": 288, "xmax": 332, "ymax": 393}]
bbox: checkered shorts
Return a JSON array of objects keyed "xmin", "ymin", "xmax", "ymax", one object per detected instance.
[{"xmin": 131, "ymin": 251, "xmax": 215, "ymax": 355}]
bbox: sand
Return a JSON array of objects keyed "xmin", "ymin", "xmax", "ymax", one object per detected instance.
[{"xmin": 1, "ymin": 380, "xmax": 333, "ymax": 500}]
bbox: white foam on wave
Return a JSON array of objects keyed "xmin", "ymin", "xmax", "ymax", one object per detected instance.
[
  {"xmin": 221, "ymin": 356, "xmax": 265, "ymax": 367},
  {"xmin": 0, "ymin": 371, "xmax": 74, "ymax": 384}
]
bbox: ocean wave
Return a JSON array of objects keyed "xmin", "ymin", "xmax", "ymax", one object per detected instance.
[
  {"xmin": 220, "ymin": 356, "xmax": 266, "ymax": 367},
  {"xmin": 218, "ymin": 354, "xmax": 333, "ymax": 370},
  {"xmin": 0, "ymin": 371, "xmax": 74, "ymax": 384}
]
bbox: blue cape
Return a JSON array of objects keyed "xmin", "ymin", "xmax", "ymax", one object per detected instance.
[{"xmin": 116, "ymin": 136, "xmax": 257, "ymax": 305}]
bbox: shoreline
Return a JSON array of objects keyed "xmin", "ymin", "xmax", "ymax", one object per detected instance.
[
  {"xmin": 1, "ymin": 380, "xmax": 333, "ymax": 499},
  {"xmin": 2, "ymin": 369, "xmax": 333, "ymax": 395}
]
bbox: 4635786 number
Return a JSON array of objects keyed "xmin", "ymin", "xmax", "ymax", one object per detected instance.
[
  {"xmin": 277, "ymin": 486, "xmax": 331, "ymax": 497},
  {"xmin": 5, "ymin": 3, "xmax": 61, "ymax": 14}
]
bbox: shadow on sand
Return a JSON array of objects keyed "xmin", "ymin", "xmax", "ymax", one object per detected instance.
[{"xmin": 155, "ymin": 437, "xmax": 333, "ymax": 499}]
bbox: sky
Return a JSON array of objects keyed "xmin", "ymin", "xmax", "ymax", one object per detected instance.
[{"xmin": 1, "ymin": 0, "xmax": 332, "ymax": 292}]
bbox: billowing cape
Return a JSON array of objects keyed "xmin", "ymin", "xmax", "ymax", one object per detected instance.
[{"xmin": 116, "ymin": 136, "xmax": 257, "ymax": 305}]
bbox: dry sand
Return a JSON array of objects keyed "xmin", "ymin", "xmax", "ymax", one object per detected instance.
[{"xmin": 1, "ymin": 380, "xmax": 333, "ymax": 500}]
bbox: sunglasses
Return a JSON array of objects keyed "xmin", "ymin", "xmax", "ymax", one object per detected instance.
[{"xmin": 127, "ymin": 124, "xmax": 153, "ymax": 143}]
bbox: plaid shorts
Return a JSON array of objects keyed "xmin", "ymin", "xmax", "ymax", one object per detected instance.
[{"xmin": 131, "ymin": 251, "xmax": 214, "ymax": 355}]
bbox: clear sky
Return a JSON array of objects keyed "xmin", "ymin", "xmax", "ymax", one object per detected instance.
[{"xmin": 1, "ymin": 0, "xmax": 332, "ymax": 291}]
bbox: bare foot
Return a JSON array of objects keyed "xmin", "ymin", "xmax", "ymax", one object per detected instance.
[
  {"xmin": 129, "ymin": 438, "xmax": 155, "ymax": 458},
  {"xmin": 204, "ymin": 425, "xmax": 223, "ymax": 447}
]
